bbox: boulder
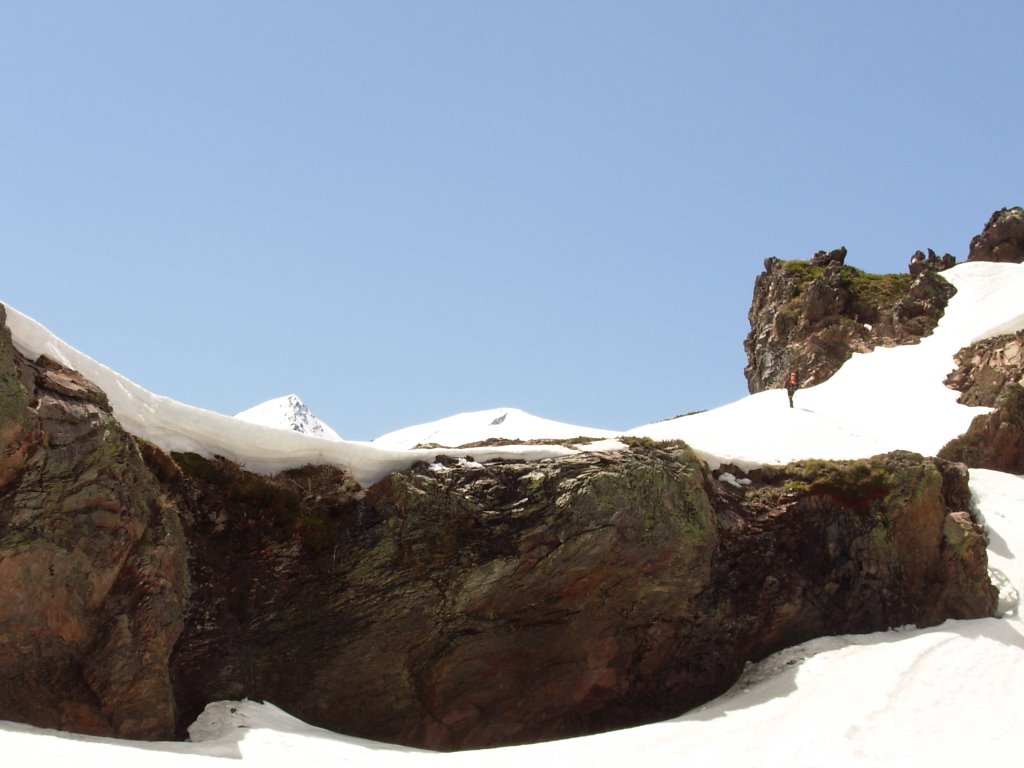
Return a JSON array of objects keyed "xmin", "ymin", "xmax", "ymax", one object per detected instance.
[
  {"xmin": 967, "ymin": 207, "xmax": 1024, "ymax": 264},
  {"xmin": 169, "ymin": 442, "xmax": 994, "ymax": 750}
]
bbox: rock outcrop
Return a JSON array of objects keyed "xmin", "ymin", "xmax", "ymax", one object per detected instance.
[
  {"xmin": 939, "ymin": 331, "xmax": 1024, "ymax": 473},
  {"xmin": 0, "ymin": 306, "xmax": 188, "ymax": 739},
  {"xmin": 943, "ymin": 331, "xmax": 1024, "ymax": 407},
  {"xmin": 967, "ymin": 207, "xmax": 1024, "ymax": 264},
  {"xmin": 0, "ymin": 278, "xmax": 1000, "ymax": 751},
  {"xmin": 165, "ymin": 442, "xmax": 994, "ymax": 750},
  {"xmin": 744, "ymin": 249, "xmax": 954, "ymax": 393}
]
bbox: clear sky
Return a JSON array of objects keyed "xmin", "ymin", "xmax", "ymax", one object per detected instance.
[{"xmin": 3, "ymin": 1, "xmax": 1022, "ymax": 440}]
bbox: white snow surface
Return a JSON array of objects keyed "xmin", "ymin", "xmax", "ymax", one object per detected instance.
[
  {"xmin": 234, "ymin": 394, "xmax": 342, "ymax": 440},
  {"xmin": 629, "ymin": 260, "xmax": 1024, "ymax": 469},
  {"xmin": 5, "ymin": 261, "xmax": 1022, "ymax": 483},
  {"xmin": 372, "ymin": 406, "xmax": 620, "ymax": 449},
  {"xmin": 1, "ymin": 309, "xmax": 584, "ymax": 486},
  {"xmin": 2, "ymin": 259, "xmax": 1024, "ymax": 765}
]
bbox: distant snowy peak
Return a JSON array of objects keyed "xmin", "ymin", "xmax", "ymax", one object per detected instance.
[
  {"xmin": 234, "ymin": 394, "xmax": 341, "ymax": 440},
  {"xmin": 372, "ymin": 407, "xmax": 620, "ymax": 450}
]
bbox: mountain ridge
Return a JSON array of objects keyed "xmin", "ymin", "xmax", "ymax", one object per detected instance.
[{"xmin": 234, "ymin": 393, "xmax": 341, "ymax": 440}]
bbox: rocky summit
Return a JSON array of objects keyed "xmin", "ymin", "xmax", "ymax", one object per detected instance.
[
  {"xmin": 967, "ymin": 207, "xmax": 1024, "ymax": 264},
  {"xmin": 743, "ymin": 208, "xmax": 1024, "ymax": 395},
  {"xmin": 743, "ymin": 247, "xmax": 955, "ymax": 394}
]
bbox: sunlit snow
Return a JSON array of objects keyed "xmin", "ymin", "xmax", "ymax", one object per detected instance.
[
  {"xmin": 2, "ymin": 259, "xmax": 1023, "ymax": 765},
  {"xmin": 628, "ymin": 261, "xmax": 1022, "ymax": 469},
  {"xmin": 234, "ymin": 394, "xmax": 342, "ymax": 440},
  {"xmin": 2, "ymin": 310, "xmax": 583, "ymax": 486},
  {"xmin": 372, "ymin": 406, "xmax": 620, "ymax": 449}
]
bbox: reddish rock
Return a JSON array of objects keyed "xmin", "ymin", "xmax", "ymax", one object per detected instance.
[
  {"xmin": 0, "ymin": 301, "xmax": 998, "ymax": 751},
  {"xmin": 169, "ymin": 444, "xmax": 994, "ymax": 750},
  {"xmin": 0, "ymin": 304, "xmax": 188, "ymax": 739}
]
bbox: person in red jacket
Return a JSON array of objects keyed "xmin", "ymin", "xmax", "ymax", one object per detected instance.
[{"xmin": 785, "ymin": 370, "xmax": 799, "ymax": 408}]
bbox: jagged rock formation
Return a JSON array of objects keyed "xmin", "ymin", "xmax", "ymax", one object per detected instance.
[
  {"xmin": 967, "ymin": 207, "xmax": 1024, "ymax": 264},
  {"xmin": 0, "ymin": 306, "xmax": 188, "ymax": 739},
  {"xmin": 939, "ymin": 331, "xmax": 1024, "ymax": 473},
  {"xmin": 744, "ymin": 248, "xmax": 955, "ymax": 392},
  {"xmin": 943, "ymin": 331, "xmax": 1024, "ymax": 407},
  {"xmin": 909, "ymin": 248, "xmax": 957, "ymax": 276},
  {"xmin": 164, "ymin": 442, "xmax": 994, "ymax": 750}
]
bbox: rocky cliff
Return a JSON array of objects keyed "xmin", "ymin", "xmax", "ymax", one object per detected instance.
[
  {"xmin": 939, "ymin": 330, "xmax": 1024, "ymax": 473},
  {"xmin": 0, "ymin": 306, "xmax": 188, "ymax": 739},
  {"xmin": 0, "ymin": 244, "xmax": 1005, "ymax": 752},
  {"xmin": 934, "ymin": 207, "xmax": 1024, "ymax": 472},
  {"xmin": 967, "ymin": 207, "xmax": 1024, "ymax": 264},
  {"xmin": 744, "ymin": 207, "xmax": 1024, "ymax": 396},
  {"xmin": 164, "ymin": 444, "xmax": 993, "ymax": 750},
  {"xmin": 744, "ymin": 247, "xmax": 955, "ymax": 393}
]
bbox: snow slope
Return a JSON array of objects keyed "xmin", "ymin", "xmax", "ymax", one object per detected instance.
[
  {"xmin": 234, "ymin": 394, "xmax": 342, "ymax": 440},
  {"xmin": 2, "ymin": 309, "xmax": 589, "ymax": 486},
  {"xmin": 372, "ymin": 406, "xmax": 619, "ymax": 449},
  {"xmin": 629, "ymin": 260, "xmax": 1024, "ymax": 469},
  {"xmin": 5, "ymin": 261, "xmax": 1022, "ymax": 484},
  {"xmin": 2, "ymin": 260, "xmax": 1023, "ymax": 765}
]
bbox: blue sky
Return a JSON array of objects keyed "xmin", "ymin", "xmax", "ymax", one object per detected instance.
[{"xmin": 3, "ymin": 1, "xmax": 1022, "ymax": 440}]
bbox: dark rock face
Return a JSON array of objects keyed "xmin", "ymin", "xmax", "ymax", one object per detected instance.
[
  {"xmin": 168, "ymin": 443, "xmax": 994, "ymax": 750},
  {"xmin": 939, "ymin": 331, "xmax": 1024, "ymax": 473},
  {"xmin": 0, "ymin": 306, "xmax": 188, "ymax": 739},
  {"xmin": 744, "ymin": 253, "xmax": 954, "ymax": 393},
  {"xmin": 944, "ymin": 331, "xmax": 1024, "ymax": 407},
  {"xmin": 940, "ymin": 386, "xmax": 1024, "ymax": 474},
  {"xmin": 167, "ymin": 444, "xmax": 720, "ymax": 749},
  {"xmin": 968, "ymin": 207, "xmax": 1024, "ymax": 264},
  {"xmin": 0, "ymin": 303, "xmax": 998, "ymax": 751}
]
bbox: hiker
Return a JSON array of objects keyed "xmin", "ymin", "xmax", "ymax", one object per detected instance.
[{"xmin": 785, "ymin": 370, "xmax": 799, "ymax": 408}]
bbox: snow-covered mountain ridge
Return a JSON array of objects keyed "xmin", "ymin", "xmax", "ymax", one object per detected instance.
[
  {"xmin": 4, "ymin": 260, "xmax": 1022, "ymax": 482},
  {"xmin": 234, "ymin": 394, "xmax": 341, "ymax": 440},
  {"xmin": 371, "ymin": 406, "xmax": 620, "ymax": 449}
]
